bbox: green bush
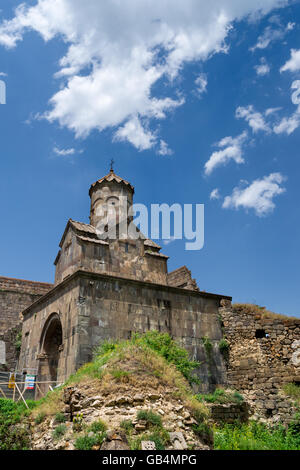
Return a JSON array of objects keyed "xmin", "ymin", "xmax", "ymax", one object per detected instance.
[
  {"xmin": 120, "ymin": 419, "xmax": 134, "ymax": 432},
  {"xmin": 137, "ymin": 409, "xmax": 162, "ymax": 427},
  {"xmin": 202, "ymin": 336, "xmax": 213, "ymax": 356},
  {"xmin": 283, "ymin": 383, "xmax": 300, "ymax": 403},
  {"xmin": 219, "ymin": 338, "xmax": 230, "ymax": 359},
  {"xmin": 214, "ymin": 420, "xmax": 300, "ymax": 450},
  {"xmin": 0, "ymin": 399, "xmax": 35, "ymax": 450},
  {"xmin": 55, "ymin": 412, "xmax": 66, "ymax": 423},
  {"xmin": 196, "ymin": 388, "xmax": 244, "ymax": 405},
  {"xmin": 52, "ymin": 424, "xmax": 67, "ymax": 440},
  {"xmin": 35, "ymin": 412, "xmax": 46, "ymax": 425},
  {"xmin": 88, "ymin": 420, "xmax": 107, "ymax": 433},
  {"xmin": 74, "ymin": 435, "xmax": 99, "ymax": 450},
  {"xmin": 193, "ymin": 421, "xmax": 214, "ymax": 447}
]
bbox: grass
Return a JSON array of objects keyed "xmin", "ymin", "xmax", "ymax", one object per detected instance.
[
  {"xmin": 196, "ymin": 388, "xmax": 244, "ymax": 405},
  {"xmin": 120, "ymin": 419, "xmax": 134, "ymax": 432},
  {"xmin": 34, "ymin": 411, "xmax": 46, "ymax": 425},
  {"xmin": 74, "ymin": 435, "xmax": 100, "ymax": 450},
  {"xmin": 0, "ymin": 398, "xmax": 37, "ymax": 450},
  {"xmin": 232, "ymin": 303, "xmax": 298, "ymax": 321},
  {"xmin": 283, "ymin": 383, "xmax": 300, "ymax": 404},
  {"xmin": 214, "ymin": 420, "xmax": 300, "ymax": 450},
  {"xmin": 55, "ymin": 412, "xmax": 66, "ymax": 423},
  {"xmin": 137, "ymin": 409, "xmax": 162, "ymax": 427},
  {"xmin": 1, "ymin": 332, "xmax": 211, "ymax": 449},
  {"xmin": 88, "ymin": 419, "xmax": 107, "ymax": 433},
  {"xmin": 129, "ymin": 429, "xmax": 170, "ymax": 450},
  {"xmin": 52, "ymin": 424, "xmax": 67, "ymax": 440},
  {"xmin": 67, "ymin": 332, "xmax": 209, "ymax": 425}
]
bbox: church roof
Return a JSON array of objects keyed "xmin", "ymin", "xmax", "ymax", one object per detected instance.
[
  {"xmin": 89, "ymin": 170, "xmax": 135, "ymax": 196},
  {"xmin": 59, "ymin": 219, "xmax": 161, "ymax": 253}
]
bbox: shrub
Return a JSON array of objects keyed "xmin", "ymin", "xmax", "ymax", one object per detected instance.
[
  {"xmin": 34, "ymin": 412, "xmax": 46, "ymax": 425},
  {"xmin": 52, "ymin": 424, "xmax": 67, "ymax": 440},
  {"xmin": 196, "ymin": 388, "xmax": 244, "ymax": 405},
  {"xmin": 88, "ymin": 419, "xmax": 107, "ymax": 434},
  {"xmin": 219, "ymin": 338, "xmax": 229, "ymax": 359},
  {"xmin": 73, "ymin": 412, "xmax": 83, "ymax": 432},
  {"xmin": 214, "ymin": 420, "xmax": 300, "ymax": 450},
  {"xmin": 283, "ymin": 383, "xmax": 300, "ymax": 404},
  {"xmin": 55, "ymin": 412, "xmax": 66, "ymax": 423},
  {"xmin": 15, "ymin": 331, "xmax": 22, "ymax": 353},
  {"xmin": 202, "ymin": 336, "xmax": 213, "ymax": 356},
  {"xmin": 74, "ymin": 435, "xmax": 99, "ymax": 450},
  {"xmin": 193, "ymin": 421, "xmax": 214, "ymax": 447},
  {"xmin": 0, "ymin": 399, "xmax": 35, "ymax": 450},
  {"xmin": 120, "ymin": 420, "xmax": 134, "ymax": 432},
  {"xmin": 137, "ymin": 410, "xmax": 162, "ymax": 427}
]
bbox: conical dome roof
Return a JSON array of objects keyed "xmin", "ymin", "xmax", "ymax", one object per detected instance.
[{"xmin": 89, "ymin": 169, "xmax": 135, "ymax": 196}]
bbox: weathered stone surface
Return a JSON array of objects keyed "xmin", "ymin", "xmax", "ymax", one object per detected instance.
[
  {"xmin": 169, "ymin": 432, "xmax": 188, "ymax": 450},
  {"xmin": 141, "ymin": 441, "xmax": 156, "ymax": 450},
  {"xmin": 220, "ymin": 304, "xmax": 300, "ymax": 423}
]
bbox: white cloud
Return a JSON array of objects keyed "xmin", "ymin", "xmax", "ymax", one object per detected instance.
[
  {"xmin": 0, "ymin": 72, "xmax": 7, "ymax": 77},
  {"xmin": 265, "ymin": 107, "xmax": 282, "ymax": 116},
  {"xmin": 236, "ymin": 105, "xmax": 270, "ymax": 133},
  {"xmin": 195, "ymin": 73, "xmax": 208, "ymax": 97},
  {"xmin": 273, "ymin": 80, "xmax": 300, "ymax": 135},
  {"xmin": 114, "ymin": 117, "xmax": 156, "ymax": 151},
  {"xmin": 281, "ymin": 49, "xmax": 300, "ymax": 73},
  {"xmin": 204, "ymin": 131, "xmax": 248, "ymax": 176},
  {"xmin": 158, "ymin": 140, "xmax": 173, "ymax": 156},
  {"xmin": 210, "ymin": 188, "xmax": 221, "ymax": 200},
  {"xmin": 273, "ymin": 113, "xmax": 300, "ymax": 135},
  {"xmin": 0, "ymin": 0, "xmax": 289, "ymax": 150},
  {"xmin": 53, "ymin": 146, "xmax": 76, "ymax": 156},
  {"xmin": 223, "ymin": 173, "xmax": 286, "ymax": 216},
  {"xmin": 250, "ymin": 20, "xmax": 294, "ymax": 52},
  {"xmin": 53, "ymin": 146, "xmax": 84, "ymax": 157},
  {"xmin": 254, "ymin": 57, "xmax": 270, "ymax": 76}
]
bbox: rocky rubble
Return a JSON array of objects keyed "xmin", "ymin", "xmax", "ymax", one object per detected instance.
[{"xmin": 30, "ymin": 385, "xmax": 210, "ymax": 450}]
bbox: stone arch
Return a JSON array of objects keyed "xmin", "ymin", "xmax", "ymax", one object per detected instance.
[{"xmin": 38, "ymin": 313, "xmax": 63, "ymax": 385}]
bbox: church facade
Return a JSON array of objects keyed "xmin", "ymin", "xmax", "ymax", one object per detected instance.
[{"xmin": 13, "ymin": 169, "xmax": 231, "ymax": 392}]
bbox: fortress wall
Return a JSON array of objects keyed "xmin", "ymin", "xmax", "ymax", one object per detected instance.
[
  {"xmin": 0, "ymin": 277, "xmax": 53, "ymax": 335},
  {"xmin": 220, "ymin": 303, "xmax": 300, "ymax": 423}
]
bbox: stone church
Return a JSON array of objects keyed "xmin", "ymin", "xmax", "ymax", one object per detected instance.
[{"xmin": 0, "ymin": 169, "xmax": 231, "ymax": 392}]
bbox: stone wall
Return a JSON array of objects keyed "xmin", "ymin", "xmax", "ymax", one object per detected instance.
[
  {"xmin": 0, "ymin": 277, "xmax": 53, "ymax": 335},
  {"xmin": 208, "ymin": 401, "xmax": 250, "ymax": 424},
  {"xmin": 0, "ymin": 323, "xmax": 22, "ymax": 371},
  {"xmin": 220, "ymin": 303, "xmax": 300, "ymax": 422},
  {"xmin": 167, "ymin": 266, "xmax": 199, "ymax": 291}
]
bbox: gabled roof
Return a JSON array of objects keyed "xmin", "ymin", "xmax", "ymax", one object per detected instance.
[
  {"xmin": 59, "ymin": 219, "xmax": 163, "ymax": 254},
  {"xmin": 89, "ymin": 170, "xmax": 135, "ymax": 196},
  {"xmin": 59, "ymin": 219, "xmax": 97, "ymax": 248}
]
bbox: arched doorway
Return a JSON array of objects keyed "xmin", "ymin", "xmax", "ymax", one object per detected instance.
[{"xmin": 38, "ymin": 313, "xmax": 63, "ymax": 391}]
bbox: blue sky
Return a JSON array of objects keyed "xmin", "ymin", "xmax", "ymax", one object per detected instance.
[{"xmin": 0, "ymin": 0, "xmax": 299, "ymax": 316}]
